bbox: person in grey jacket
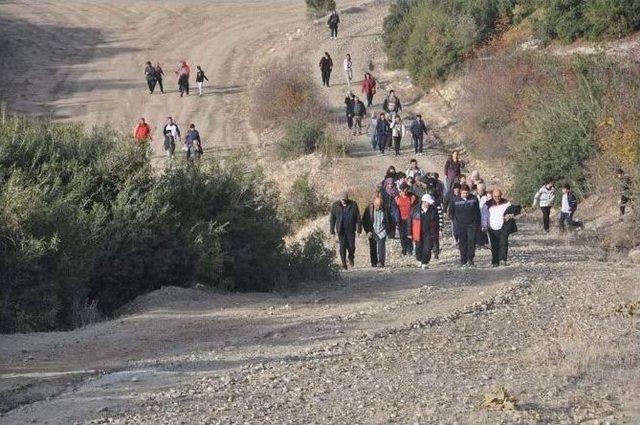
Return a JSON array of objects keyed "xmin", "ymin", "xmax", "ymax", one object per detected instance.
[{"xmin": 532, "ymin": 179, "xmax": 556, "ymax": 232}]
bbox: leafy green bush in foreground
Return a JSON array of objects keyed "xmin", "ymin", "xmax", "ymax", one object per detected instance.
[{"xmin": 0, "ymin": 117, "xmax": 337, "ymax": 332}]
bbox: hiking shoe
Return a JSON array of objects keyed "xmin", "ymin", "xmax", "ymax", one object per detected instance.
[
  {"xmin": 467, "ymin": 261, "xmax": 476, "ymax": 269},
  {"xmin": 501, "ymin": 261, "xmax": 509, "ymax": 267},
  {"xmin": 491, "ymin": 263, "xmax": 499, "ymax": 268},
  {"xmin": 348, "ymin": 259, "xmax": 354, "ymax": 267},
  {"xmin": 421, "ymin": 263, "xmax": 429, "ymax": 269}
]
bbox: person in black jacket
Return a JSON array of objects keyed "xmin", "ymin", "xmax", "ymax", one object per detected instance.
[
  {"xmin": 448, "ymin": 184, "xmax": 481, "ymax": 268},
  {"xmin": 319, "ymin": 52, "xmax": 333, "ymax": 87},
  {"xmin": 410, "ymin": 194, "xmax": 440, "ymax": 269},
  {"xmin": 195, "ymin": 66, "xmax": 209, "ymax": 96},
  {"xmin": 345, "ymin": 93, "xmax": 355, "ymax": 130},
  {"xmin": 328, "ymin": 10, "xmax": 340, "ymax": 39},
  {"xmin": 330, "ymin": 191, "xmax": 362, "ymax": 269},
  {"xmin": 144, "ymin": 61, "xmax": 157, "ymax": 94},
  {"xmin": 362, "ymin": 196, "xmax": 387, "ymax": 267}
]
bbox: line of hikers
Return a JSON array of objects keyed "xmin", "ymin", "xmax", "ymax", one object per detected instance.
[
  {"xmin": 144, "ymin": 61, "xmax": 209, "ymax": 97},
  {"xmin": 133, "ymin": 117, "xmax": 203, "ymax": 161},
  {"xmin": 329, "ymin": 156, "xmax": 523, "ymax": 270},
  {"xmin": 328, "ymin": 153, "xmax": 628, "ymax": 271}
]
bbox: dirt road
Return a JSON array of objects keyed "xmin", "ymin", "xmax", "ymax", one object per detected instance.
[{"xmin": 1, "ymin": 1, "xmax": 639, "ymax": 424}]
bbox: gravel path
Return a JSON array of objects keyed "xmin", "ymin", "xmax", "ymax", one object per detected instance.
[{"xmin": 1, "ymin": 1, "xmax": 639, "ymax": 424}]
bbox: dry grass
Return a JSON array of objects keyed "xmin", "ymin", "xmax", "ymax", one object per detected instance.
[{"xmin": 252, "ymin": 62, "xmax": 330, "ymax": 130}]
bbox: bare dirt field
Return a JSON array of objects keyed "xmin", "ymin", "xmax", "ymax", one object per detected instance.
[{"xmin": 1, "ymin": 1, "xmax": 639, "ymax": 424}]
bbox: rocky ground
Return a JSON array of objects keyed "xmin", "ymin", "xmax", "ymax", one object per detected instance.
[{"xmin": 1, "ymin": 1, "xmax": 639, "ymax": 424}]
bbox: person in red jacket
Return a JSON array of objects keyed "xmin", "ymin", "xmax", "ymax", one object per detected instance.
[
  {"xmin": 361, "ymin": 73, "xmax": 377, "ymax": 107},
  {"xmin": 133, "ymin": 118, "xmax": 151, "ymax": 143},
  {"xmin": 410, "ymin": 194, "xmax": 440, "ymax": 269},
  {"xmin": 395, "ymin": 182, "xmax": 417, "ymax": 255}
]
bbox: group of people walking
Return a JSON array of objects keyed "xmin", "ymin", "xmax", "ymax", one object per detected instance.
[
  {"xmin": 143, "ymin": 61, "xmax": 209, "ymax": 97},
  {"xmin": 328, "ymin": 151, "xmax": 628, "ymax": 271},
  {"xmin": 133, "ymin": 117, "xmax": 203, "ymax": 161},
  {"xmin": 330, "ymin": 155, "xmax": 523, "ymax": 270}
]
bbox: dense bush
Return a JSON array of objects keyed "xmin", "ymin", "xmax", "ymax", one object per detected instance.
[
  {"xmin": 284, "ymin": 229, "xmax": 339, "ymax": 288},
  {"xmin": 536, "ymin": 0, "xmax": 640, "ymax": 42},
  {"xmin": 383, "ymin": 0, "xmax": 640, "ymax": 87},
  {"xmin": 281, "ymin": 173, "xmax": 330, "ymax": 223},
  {"xmin": 277, "ymin": 118, "xmax": 347, "ymax": 160},
  {"xmin": 0, "ymin": 117, "xmax": 337, "ymax": 333},
  {"xmin": 253, "ymin": 63, "xmax": 329, "ymax": 129},
  {"xmin": 384, "ymin": 0, "xmax": 509, "ymax": 84},
  {"xmin": 305, "ymin": 0, "xmax": 336, "ymax": 18},
  {"xmin": 512, "ymin": 75, "xmax": 602, "ymax": 203}
]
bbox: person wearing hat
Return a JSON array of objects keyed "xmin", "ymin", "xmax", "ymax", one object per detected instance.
[
  {"xmin": 410, "ymin": 194, "xmax": 440, "ymax": 269},
  {"xmin": 329, "ymin": 191, "xmax": 362, "ymax": 270}
]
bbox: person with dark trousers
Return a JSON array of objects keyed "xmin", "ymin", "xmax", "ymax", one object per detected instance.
[
  {"xmin": 345, "ymin": 93, "xmax": 355, "ymax": 130},
  {"xmin": 411, "ymin": 194, "xmax": 440, "ymax": 269},
  {"xmin": 330, "ymin": 191, "xmax": 362, "ymax": 270},
  {"xmin": 328, "ymin": 10, "xmax": 340, "ymax": 39},
  {"xmin": 482, "ymin": 189, "xmax": 520, "ymax": 267},
  {"xmin": 390, "ymin": 115, "xmax": 405, "ymax": 156},
  {"xmin": 559, "ymin": 183, "xmax": 582, "ymax": 232},
  {"xmin": 144, "ymin": 61, "xmax": 157, "ymax": 94},
  {"xmin": 195, "ymin": 66, "xmax": 209, "ymax": 96},
  {"xmin": 410, "ymin": 114, "xmax": 429, "ymax": 156},
  {"xmin": 155, "ymin": 63, "xmax": 165, "ymax": 94},
  {"xmin": 449, "ymin": 184, "xmax": 481, "ymax": 268},
  {"xmin": 362, "ymin": 196, "xmax": 387, "ymax": 268},
  {"xmin": 319, "ymin": 52, "xmax": 333, "ymax": 87},
  {"xmin": 375, "ymin": 113, "xmax": 390, "ymax": 155},
  {"xmin": 532, "ymin": 179, "xmax": 556, "ymax": 232},
  {"xmin": 444, "ymin": 150, "xmax": 464, "ymax": 195},
  {"xmin": 617, "ymin": 169, "xmax": 632, "ymax": 216},
  {"xmin": 176, "ymin": 61, "xmax": 190, "ymax": 97},
  {"xmin": 361, "ymin": 73, "xmax": 377, "ymax": 107},
  {"xmin": 380, "ymin": 177, "xmax": 399, "ymax": 239},
  {"xmin": 395, "ymin": 182, "xmax": 417, "ymax": 256}
]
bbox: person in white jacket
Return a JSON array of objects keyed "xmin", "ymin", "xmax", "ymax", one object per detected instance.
[
  {"xmin": 532, "ymin": 179, "xmax": 556, "ymax": 232},
  {"xmin": 481, "ymin": 189, "xmax": 514, "ymax": 267},
  {"xmin": 343, "ymin": 54, "xmax": 353, "ymax": 87},
  {"xmin": 390, "ymin": 115, "xmax": 405, "ymax": 156}
]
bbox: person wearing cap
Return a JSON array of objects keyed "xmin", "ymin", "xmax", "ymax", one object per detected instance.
[
  {"xmin": 362, "ymin": 196, "xmax": 387, "ymax": 267},
  {"xmin": 329, "ymin": 191, "xmax": 362, "ymax": 270},
  {"xmin": 448, "ymin": 183, "xmax": 481, "ymax": 268},
  {"xmin": 395, "ymin": 182, "xmax": 417, "ymax": 256},
  {"xmin": 410, "ymin": 194, "xmax": 440, "ymax": 269}
]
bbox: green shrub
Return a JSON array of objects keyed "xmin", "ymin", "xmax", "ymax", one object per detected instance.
[
  {"xmin": 512, "ymin": 59, "xmax": 603, "ymax": 203},
  {"xmin": 382, "ymin": 0, "xmax": 414, "ymax": 68},
  {"xmin": 384, "ymin": 0, "xmax": 507, "ymax": 85},
  {"xmin": 282, "ymin": 174, "xmax": 330, "ymax": 223},
  {"xmin": 0, "ymin": 116, "xmax": 337, "ymax": 333},
  {"xmin": 405, "ymin": 6, "xmax": 478, "ymax": 84},
  {"xmin": 306, "ymin": 0, "xmax": 336, "ymax": 18},
  {"xmin": 278, "ymin": 118, "xmax": 324, "ymax": 160},
  {"xmin": 535, "ymin": 0, "xmax": 640, "ymax": 42},
  {"xmin": 284, "ymin": 229, "xmax": 339, "ymax": 287}
]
